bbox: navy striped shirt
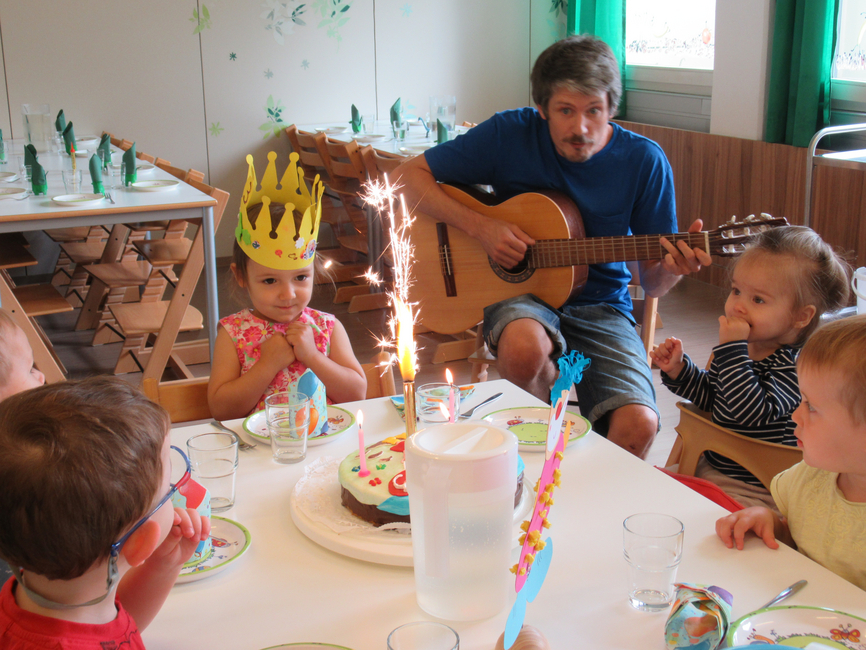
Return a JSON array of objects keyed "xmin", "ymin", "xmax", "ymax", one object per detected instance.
[{"xmin": 661, "ymin": 341, "xmax": 800, "ymax": 486}]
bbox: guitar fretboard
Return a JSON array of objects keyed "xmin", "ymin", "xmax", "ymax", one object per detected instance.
[{"xmin": 527, "ymin": 232, "xmax": 710, "ymax": 268}]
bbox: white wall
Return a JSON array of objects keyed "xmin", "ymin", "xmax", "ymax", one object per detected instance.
[{"xmin": 0, "ymin": 0, "xmax": 562, "ymax": 257}]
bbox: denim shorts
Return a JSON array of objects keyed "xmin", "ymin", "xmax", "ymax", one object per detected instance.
[{"xmin": 482, "ymin": 294, "xmax": 658, "ymax": 435}]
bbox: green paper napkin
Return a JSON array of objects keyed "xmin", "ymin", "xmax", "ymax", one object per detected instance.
[
  {"xmin": 437, "ymin": 119, "xmax": 448, "ymax": 144},
  {"xmin": 89, "ymin": 154, "xmax": 104, "ymax": 194},
  {"xmin": 31, "ymin": 161, "xmax": 47, "ymax": 195},
  {"xmin": 55, "ymin": 109, "xmax": 66, "ymax": 134},
  {"xmin": 390, "ymin": 98, "xmax": 402, "ymax": 128},
  {"xmin": 351, "ymin": 104, "xmax": 362, "ymax": 133},
  {"xmin": 62, "ymin": 121, "xmax": 76, "ymax": 154},
  {"xmin": 122, "ymin": 144, "xmax": 137, "ymax": 185},
  {"xmin": 24, "ymin": 144, "xmax": 38, "ymax": 169},
  {"xmin": 98, "ymin": 134, "xmax": 111, "ymax": 169}
]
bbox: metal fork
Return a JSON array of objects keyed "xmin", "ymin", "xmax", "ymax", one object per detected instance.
[
  {"xmin": 103, "ymin": 190, "xmax": 115, "ymax": 204},
  {"xmin": 210, "ymin": 419, "xmax": 257, "ymax": 450}
]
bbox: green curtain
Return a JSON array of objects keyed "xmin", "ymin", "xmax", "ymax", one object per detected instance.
[
  {"xmin": 765, "ymin": 0, "xmax": 839, "ymax": 147},
  {"xmin": 566, "ymin": 0, "xmax": 627, "ymax": 116}
]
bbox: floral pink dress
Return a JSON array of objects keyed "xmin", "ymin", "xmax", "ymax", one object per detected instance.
[{"xmin": 220, "ymin": 307, "xmax": 336, "ymax": 413}]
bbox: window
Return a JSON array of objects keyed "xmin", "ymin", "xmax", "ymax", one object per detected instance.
[
  {"xmin": 833, "ymin": 0, "xmax": 866, "ymax": 82},
  {"xmin": 625, "ymin": 0, "xmax": 715, "ymax": 70}
]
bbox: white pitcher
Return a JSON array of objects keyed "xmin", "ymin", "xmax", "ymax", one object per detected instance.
[
  {"xmin": 853, "ymin": 267, "xmax": 866, "ymax": 315},
  {"xmin": 405, "ymin": 422, "xmax": 517, "ymax": 621}
]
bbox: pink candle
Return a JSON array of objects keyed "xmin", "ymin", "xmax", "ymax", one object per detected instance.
[
  {"xmin": 357, "ymin": 410, "xmax": 369, "ymax": 477},
  {"xmin": 445, "ymin": 369, "xmax": 456, "ymax": 424}
]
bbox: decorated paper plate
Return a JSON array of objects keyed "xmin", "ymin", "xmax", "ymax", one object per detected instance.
[
  {"xmin": 51, "ymin": 193, "xmax": 105, "ymax": 207},
  {"xmin": 389, "ymin": 385, "xmax": 476, "ymax": 421},
  {"xmin": 399, "ymin": 144, "xmax": 434, "ymax": 155},
  {"xmin": 315, "ymin": 126, "xmax": 349, "ymax": 134},
  {"xmin": 262, "ymin": 643, "xmax": 352, "ymax": 650},
  {"xmin": 135, "ymin": 163, "xmax": 156, "ymax": 173},
  {"xmin": 0, "ymin": 171, "xmax": 19, "ymax": 183},
  {"xmin": 131, "ymin": 179, "xmax": 180, "ymax": 192},
  {"xmin": 482, "ymin": 407, "xmax": 591, "ymax": 450},
  {"xmin": 352, "ymin": 134, "xmax": 388, "ymax": 143},
  {"xmin": 0, "ymin": 187, "xmax": 26, "ymax": 199},
  {"xmin": 243, "ymin": 405, "xmax": 356, "ymax": 445},
  {"xmin": 176, "ymin": 516, "xmax": 251, "ymax": 584},
  {"xmin": 727, "ymin": 606, "xmax": 866, "ymax": 648}
]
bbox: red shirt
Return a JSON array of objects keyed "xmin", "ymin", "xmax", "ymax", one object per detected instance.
[{"xmin": 0, "ymin": 579, "xmax": 145, "ymax": 649}]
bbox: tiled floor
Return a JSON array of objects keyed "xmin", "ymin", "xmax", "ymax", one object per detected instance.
[{"xmin": 41, "ymin": 262, "xmax": 727, "ymax": 467}]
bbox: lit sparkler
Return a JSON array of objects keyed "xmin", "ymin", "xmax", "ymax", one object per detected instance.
[{"xmin": 361, "ymin": 173, "xmax": 419, "ymax": 435}]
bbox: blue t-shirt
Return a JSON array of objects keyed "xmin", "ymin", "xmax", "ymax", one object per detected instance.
[{"xmin": 424, "ymin": 108, "xmax": 677, "ymax": 314}]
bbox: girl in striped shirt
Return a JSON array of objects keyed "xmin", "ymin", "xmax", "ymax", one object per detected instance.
[{"xmin": 651, "ymin": 226, "xmax": 849, "ymax": 509}]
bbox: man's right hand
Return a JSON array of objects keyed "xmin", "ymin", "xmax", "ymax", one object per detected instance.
[{"xmin": 476, "ymin": 216, "xmax": 535, "ymax": 269}]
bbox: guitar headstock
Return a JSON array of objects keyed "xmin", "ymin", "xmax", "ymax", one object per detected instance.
[{"xmin": 710, "ymin": 213, "xmax": 790, "ymax": 257}]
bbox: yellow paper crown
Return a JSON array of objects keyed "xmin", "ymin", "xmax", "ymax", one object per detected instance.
[{"xmin": 235, "ymin": 151, "xmax": 325, "ymax": 270}]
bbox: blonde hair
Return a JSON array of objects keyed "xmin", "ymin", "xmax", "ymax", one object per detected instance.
[
  {"xmin": 798, "ymin": 315, "xmax": 866, "ymax": 425},
  {"xmin": 734, "ymin": 226, "xmax": 850, "ymax": 346}
]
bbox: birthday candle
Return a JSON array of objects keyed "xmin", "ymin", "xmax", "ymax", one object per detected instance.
[
  {"xmin": 445, "ymin": 368, "xmax": 456, "ymax": 424},
  {"xmin": 356, "ymin": 410, "xmax": 369, "ymax": 477}
]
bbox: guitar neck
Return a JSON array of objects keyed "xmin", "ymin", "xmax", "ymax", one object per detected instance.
[{"xmin": 528, "ymin": 231, "xmax": 709, "ymax": 267}]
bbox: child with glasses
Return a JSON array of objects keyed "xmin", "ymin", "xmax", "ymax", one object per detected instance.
[{"xmin": 0, "ymin": 376, "xmax": 210, "ymax": 648}]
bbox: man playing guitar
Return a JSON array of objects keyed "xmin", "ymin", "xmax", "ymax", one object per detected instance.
[{"xmin": 396, "ymin": 34, "xmax": 712, "ymax": 458}]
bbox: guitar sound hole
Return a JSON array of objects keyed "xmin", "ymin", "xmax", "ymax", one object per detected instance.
[{"xmin": 489, "ymin": 256, "xmax": 534, "ymax": 284}]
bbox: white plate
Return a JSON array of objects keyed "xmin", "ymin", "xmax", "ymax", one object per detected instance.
[
  {"xmin": 51, "ymin": 193, "xmax": 105, "ymax": 208},
  {"xmin": 727, "ymin": 605, "xmax": 866, "ymax": 648},
  {"xmin": 175, "ymin": 516, "xmax": 251, "ymax": 584},
  {"xmin": 76, "ymin": 135, "xmax": 100, "ymax": 148},
  {"xmin": 289, "ymin": 468, "xmax": 533, "ymax": 567},
  {"xmin": 243, "ymin": 406, "xmax": 356, "ymax": 445},
  {"xmin": 0, "ymin": 171, "xmax": 19, "ymax": 183},
  {"xmin": 131, "ymin": 179, "xmax": 180, "ymax": 192},
  {"xmin": 482, "ymin": 407, "xmax": 591, "ymax": 450},
  {"xmin": 399, "ymin": 144, "xmax": 434, "ymax": 155},
  {"xmin": 73, "ymin": 150, "xmax": 91, "ymax": 158},
  {"xmin": 135, "ymin": 163, "xmax": 155, "ymax": 174},
  {"xmin": 315, "ymin": 126, "xmax": 349, "ymax": 134},
  {"xmin": 0, "ymin": 187, "xmax": 27, "ymax": 199},
  {"xmin": 352, "ymin": 134, "xmax": 388, "ymax": 143}
]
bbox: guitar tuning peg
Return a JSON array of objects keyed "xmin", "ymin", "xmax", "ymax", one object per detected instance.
[
  {"xmin": 760, "ymin": 212, "xmax": 773, "ymax": 220},
  {"xmin": 723, "ymin": 244, "xmax": 743, "ymax": 255}
]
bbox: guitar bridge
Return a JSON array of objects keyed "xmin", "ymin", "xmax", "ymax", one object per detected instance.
[{"xmin": 436, "ymin": 222, "xmax": 457, "ymax": 297}]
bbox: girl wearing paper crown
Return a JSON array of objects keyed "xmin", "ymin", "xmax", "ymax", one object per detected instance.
[{"xmin": 208, "ymin": 152, "xmax": 367, "ymax": 428}]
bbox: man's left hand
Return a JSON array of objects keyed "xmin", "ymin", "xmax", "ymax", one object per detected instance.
[{"xmin": 659, "ymin": 219, "xmax": 713, "ymax": 276}]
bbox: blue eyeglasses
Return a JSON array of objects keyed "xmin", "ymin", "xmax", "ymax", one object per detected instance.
[{"xmin": 110, "ymin": 445, "xmax": 192, "ymax": 559}]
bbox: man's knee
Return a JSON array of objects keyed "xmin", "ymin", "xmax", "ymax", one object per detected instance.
[
  {"xmin": 606, "ymin": 404, "xmax": 658, "ymax": 459},
  {"xmin": 497, "ymin": 319, "xmax": 554, "ymax": 381}
]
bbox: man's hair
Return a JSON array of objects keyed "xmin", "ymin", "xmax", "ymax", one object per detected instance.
[
  {"xmin": 0, "ymin": 310, "xmax": 20, "ymax": 386},
  {"xmin": 0, "ymin": 376, "xmax": 170, "ymax": 580},
  {"xmin": 530, "ymin": 34, "xmax": 622, "ymax": 115},
  {"xmin": 733, "ymin": 226, "xmax": 850, "ymax": 346},
  {"xmin": 798, "ymin": 314, "xmax": 866, "ymax": 426}
]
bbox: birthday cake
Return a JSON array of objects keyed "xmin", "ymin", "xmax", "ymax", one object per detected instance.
[{"xmin": 338, "ymin": 432, "xmax": 525, "ymax": 527}]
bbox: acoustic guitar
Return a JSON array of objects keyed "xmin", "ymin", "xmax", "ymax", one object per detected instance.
[{"xmin": 408, "ymin": 184, "xmax": 788, "ymax": 335}]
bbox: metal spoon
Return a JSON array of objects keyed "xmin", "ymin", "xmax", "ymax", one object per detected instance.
[
  {"xmin": 458, "ymin": 392, "xmax": 503, "ymax": 420},
  {"xmin": 758, "ymin": 579, "xmax": 807, "ymax": 609}
]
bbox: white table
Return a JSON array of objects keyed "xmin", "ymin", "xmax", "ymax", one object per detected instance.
[
  {"xmin": 0, "ymin": 139, "xmax": 219, "ymax": 364},
  {"xmin": 150, "ymin": 379, "xmax": 866, "ymax": 650},
  {"xmin": 298, "ymin": 120, "xmax": 448, "ymax": 156}
]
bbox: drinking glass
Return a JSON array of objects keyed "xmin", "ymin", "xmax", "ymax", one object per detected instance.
[
  {"xmin": 266, "ymin": 392, "xmax": 311, "ymax": 464},
  {"xmin": 110, "ymin": 162, "xmax": 126, "ymax": 190},
  {"xmin": 62, "ymin": 169, "xmax": 83, "ymax": 194},
  {"xmin": 0, "ymin": 141, "xmax": 8, "ymax": 164},
  {"xmin": 186, "ymin": 432, "xmax": 238, "ymax": 512},
  {"xmin": 21, "ymin": 103, "xmax": 52, "ymax": 150},
  {"xmin": 416, "ymin": 382, "xmax": 461, "ymax": 426},
  {"xmin": 362, "ymin": 113, "xmax": 376, "ymax": 134},
  {"xmin": 430, "ymin": 95, "xmax": 457, "ymax": 139},
  {"xmin": 19, "ymin": 164, "xmax": 32, "ymax": 185},
  {"xmin": 623, "ymin": 513, "xmax": 684, "ymax": 611},
  {"xmin": 392, "ymin": 120, "xmax": 408, "ymax": 142},
  {"xmin": 387, "ymin": 622, "xmax": 459, "ymax": 650}
]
